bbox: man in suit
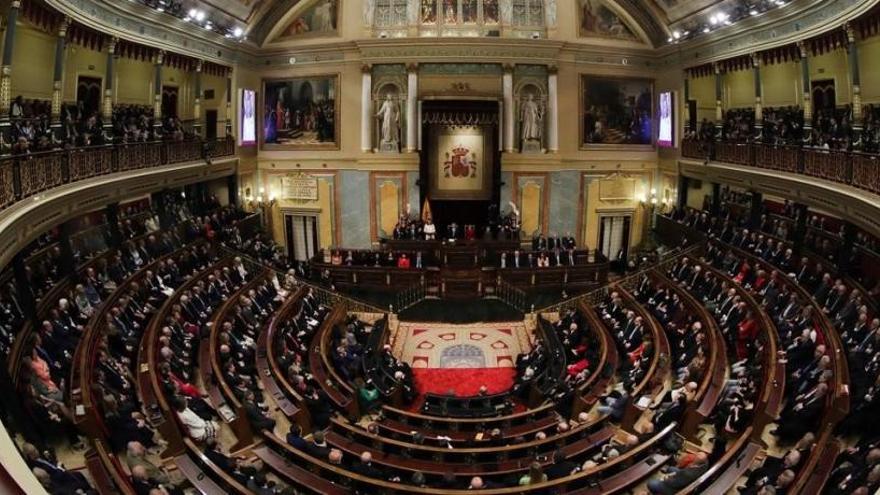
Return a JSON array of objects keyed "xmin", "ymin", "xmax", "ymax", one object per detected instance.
[
  {"xmin": 305, "ymin": 431, "xmax": 331, "ymax": 459},
  {"xmin": 547, "ymin": 232, "xmax": 560, "ymax": 250},
  {"xmin": 647, "ymin": 452, "xmax": 709, "ymax": 494},
  {"xmin": 772, "ymin": 383, "xmax": 828, "ymax": 443},
  {"xmin": 448, "ymin": 222, "xmax": 460, "ymax": 239},
  {"xmin": 286, "ymin": 424, "xmax": 308, "ymax": 450}
]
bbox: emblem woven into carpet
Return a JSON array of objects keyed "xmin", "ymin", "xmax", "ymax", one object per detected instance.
[{"xmin": 392, "ymin": 321, "xmax": 534, "ymax": 398}]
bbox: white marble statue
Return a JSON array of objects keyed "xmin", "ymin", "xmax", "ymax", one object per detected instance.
[
  {"xmin": 520, "ymin": 94, "xmax": 543, "ymax": 142},
  {"xmin": 376, "ymin": 94, "xmax": 400, "ymax": 144},
  {"xmin": 545, "ymin": 0, "xmax": 557, "ymax": 27},
  {"xmin": 364, "ymin": 0, "xmax": 375, "ymax": 26}
]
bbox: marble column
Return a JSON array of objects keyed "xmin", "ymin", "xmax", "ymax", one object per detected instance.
[
  {"xmin": 153, "ymin": 50, "xmax": 164, "ymax": 130},
  {"xmin": 361, "ymin": 64, "xmax": 372, "ymax": 152},
  {"xmin": 502, "ymin": 64, "xmax": 514, "ymax": 152},
  {"xmin": 406, "ymin": 64, "xmax": 418, "ymax": 152},
  {"xmin": 225, "ymin": 68, "xmax": 233, "ymax": 137},
  {"xmin": 0, "ymin": 0, "xmax": 21, "ymax": 127},
  {"xmin": 799, "ymin": 42, "xmax": 812, "ymax": 131},
  {"xmin": 103, "ymin": 37, "xmax": 116, "ymax": 130},
  {"xmin": 752, "ymin": 53, "xmax": 762, "ymax": 136},
  {"xmin": 547, "ymin": 66, "xmax": 558, "ymax": 153},
  {"xmin": 846, "ymin": 24, "xmax": 862, "ymax": 131},
  {"xmin": 713, "ymin": 63, "xmax": 723, "ymax": 135},
  {"xmin": 50, "ymin": 17, "xmax": 69, "ymax": 132},
  {"xmin": 193, "ymin": 60, "xmax": 203, "ymax": 137}
]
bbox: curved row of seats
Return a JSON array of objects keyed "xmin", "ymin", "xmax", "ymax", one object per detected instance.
[
  {"xmin": 10, "ymin": 198, "xmax": 872, "ymax": 494},
  {"xmin": 666, "ymin": 209, "xmax": 859, "ymax": 493}
]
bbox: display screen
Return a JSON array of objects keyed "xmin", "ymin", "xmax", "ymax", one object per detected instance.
[
  {"xmin": 241, "ymin": 89, "xmax": 256, "ymax": 146},
  {"xmin": 658, "ymin": 91, "xmax": 674, "ymax": 148}
]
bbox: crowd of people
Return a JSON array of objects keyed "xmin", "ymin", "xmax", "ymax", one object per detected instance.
[
  {"xmin": 390, "ymin": 209, "xmax": 523, "ymax": 243},
  {"xmin": 686, "ymin": 103, "xmax": 880, "ymax": 153},
  {"xmin": 273, "ymin": 287, "xmax": 335, "ymax": 429},
  {"xmin": 667, "ymin": 206, "xmax": 880, "ymax": 494},
  {"xmin": 4, "ymin": 96, "xmax": 194, "ymax": 156}
]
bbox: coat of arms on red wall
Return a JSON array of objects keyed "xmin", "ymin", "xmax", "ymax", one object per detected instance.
[{"xmin": 443, "ymin": 144, "xmax": 477, "ymax": 178}]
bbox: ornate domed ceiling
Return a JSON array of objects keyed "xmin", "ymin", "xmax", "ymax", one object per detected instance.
[{"xmin": 132, "ymin": 0, "xmax": 803, "ymax": 48}]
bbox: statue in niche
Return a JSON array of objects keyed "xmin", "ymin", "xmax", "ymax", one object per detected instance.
[
  {"xmin": 520, "ymin": 92, "xmax": 544, "ymax": 152},
  {"xmin": 546, "ymin": 0, "xmax": 557, "ymax": 27},
  {"xmin": 376, "ymin": 92, "xmax": 401, "ymax": 152},
  {"xmin": 364, "ymin": 0, "xmax": 375, "ymax": 25}
]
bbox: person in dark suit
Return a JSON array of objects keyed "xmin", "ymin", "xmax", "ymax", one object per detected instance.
[
  {"xmin": 545, "ymin": 449, "xmax": 578, "ymax": 479},
  {"xmin": 532, "ymin": 233, "xmax": 547, "ymax": 251},
  {"xmin": 772, "ymin": 382, "xmax": 828, "ymax": 443},
  {"xmin": 305, "ymin": 431, "xmax": 331, "ymax": 459},
  {"xmin": 647, "ymin": 452, "xmax": 709, "ymax": 494},
  {"xmin": 286, "ymin": 424, "xmax": 308, "ymax": 450},
  {"xmin": 243, "ymin": 390, "xmax": 276, "ymax": 432}
]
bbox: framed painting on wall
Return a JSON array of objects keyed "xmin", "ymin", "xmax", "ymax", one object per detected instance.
[
  {"xmin": 262, "ymin": 75, "xmax": 340, "ymax": 150},
  {"xmin": 580, "ymin": 76, "xmax": 654, "ymax": 147}
]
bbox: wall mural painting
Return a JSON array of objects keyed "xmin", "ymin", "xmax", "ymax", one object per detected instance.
[
  {"xmin": 582, "ymin": 76, "xmax": 653, "ymax": 146},
  {"xmin": 263, "ymin": 75, "xmax": 339, "ymax": 149},
  {"xmin": 579, "ymin": 0, "xmax": 638, "ymax": 40},
  {"xmin": 280, "ymin": 0, "xmax": 338, "ymax": 38}
]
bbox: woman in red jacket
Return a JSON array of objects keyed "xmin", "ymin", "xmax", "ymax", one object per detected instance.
[{"xmin": 736, "ymin": 310, "xmax": 758, "ymax": 360}]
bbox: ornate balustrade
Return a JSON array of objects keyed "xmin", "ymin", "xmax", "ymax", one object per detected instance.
[
  {"xmin": 682, "ymin": 139, "xmax": 880, "ymax": 194},
  {"xmin": 117, "ymin": 142, "xmax": 164, "ymax": 171},
  {"xmin": 851, "ymin": 153, "xmax": 880, "ymax": 195},
  {"xmin": 0, "ymin": 138, "xmax": 233, "ymax": 214},
  {"xmin": 682, "ymin": 137, "xmax": 710, "ymax": 160},
  {"xmin": 715, "ymin": 142, "xmax": 752, "ymax": 165},
  {"xmin": 754, "ymin": 144, "xmax": 800, "ymax": 173},
  {"xmin": 69, "ymin": 146, "xmax": 114, "ymax": 181},
  {"xmin": 0, "ymin": 161, "xmax": 13, "ymax": 209},
  {"xmin": 803, "ymin": 149, "xmax": 852, "ymax": 183}
]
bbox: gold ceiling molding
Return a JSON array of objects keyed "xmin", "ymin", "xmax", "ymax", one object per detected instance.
[
  {"xmin": 657, "ymin": 0, "xmax": 880, "ymax": 68},
  {"xmin": 45, "ymin": 0, "xmax": 240, "ymax": 65}
]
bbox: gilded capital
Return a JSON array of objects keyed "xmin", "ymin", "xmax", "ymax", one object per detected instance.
[
  {"xmin": 58, "ymin": 16, "xmax": 70, "ymax": 38},
  {"xmin": 845, "ymin": 23, "xmax": 856, "ymax": 44},
  {"xmin": 797, "ymin": 41, "xmax": 809, "ymax": 59}
]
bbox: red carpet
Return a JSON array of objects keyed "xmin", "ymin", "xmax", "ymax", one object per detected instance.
[{"xmin": 411, "ymin": 368, "xmax": 516, "ymax": 400}]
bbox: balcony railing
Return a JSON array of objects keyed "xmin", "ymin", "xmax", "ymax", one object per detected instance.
[
  {"xmin": 682, "ymin": 139, "xmax": 879, "ymax": 195},
  {"xmin": 0, "ymin": 138, "xmax": 234, "ymax": 214}
]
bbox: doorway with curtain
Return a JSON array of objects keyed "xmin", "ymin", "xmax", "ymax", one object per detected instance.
[
  {"xmin": 598, "ymin": 214, "xmax": 631, "ymax": 272},
  {"xmin": 284, "ymin": 213, "xmax": 320, "ymax": 262}
]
